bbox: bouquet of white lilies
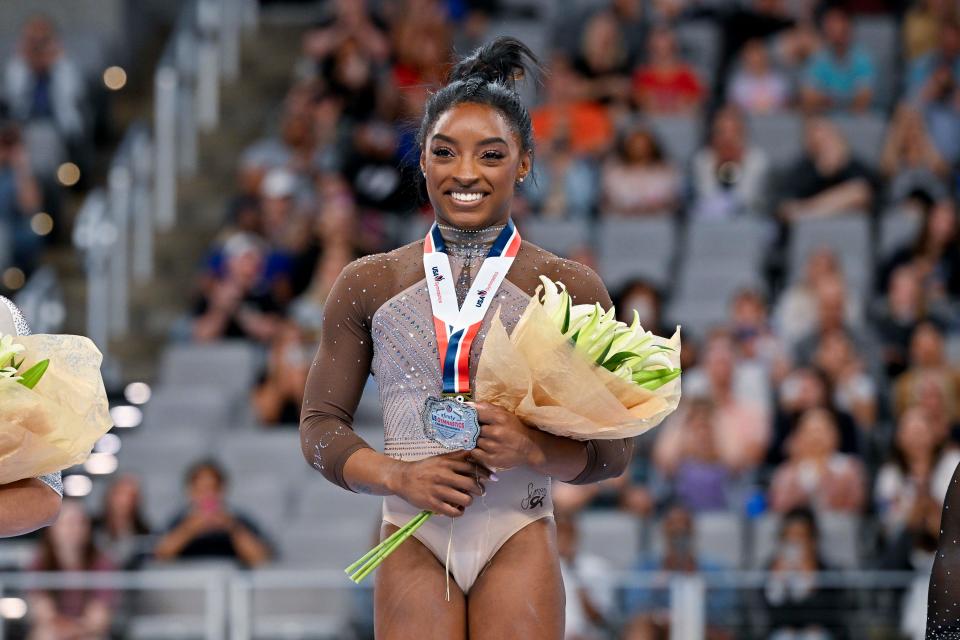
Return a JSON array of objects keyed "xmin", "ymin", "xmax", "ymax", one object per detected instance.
[
  {"xmin": 474, "ymin": 276, "xmax": 682, "ymax": 441},
  {"xmin": 0, "ymin": 333, "xmax": 112, "ymax": 485}
]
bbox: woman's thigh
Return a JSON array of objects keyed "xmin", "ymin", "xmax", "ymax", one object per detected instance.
[
  {"xmin": 374, "ymin": 522, "xmax": 467, "ymax": 640},
  {"xmin": 467, "ymin": 517, "xmax": 565, "ymax": 640}
]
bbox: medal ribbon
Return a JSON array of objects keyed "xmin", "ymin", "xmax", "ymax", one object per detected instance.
[{"xmin": 423, "ymin": 220, "xmax": 521, "ymax": 396}]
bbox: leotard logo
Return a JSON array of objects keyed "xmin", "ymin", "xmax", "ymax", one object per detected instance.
[{"xmin": 521, "ymin": 483, "xmax": 546, "ymax": 510}]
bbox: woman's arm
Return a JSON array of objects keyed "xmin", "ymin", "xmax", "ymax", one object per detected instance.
[
  {"xmin": 299, "ymin": 259, "xmax": 488, "ymax": 516},
  {"xmin": 0, "ymin": 479, "xmax": 61, "ymax": 537},
  {"xmin": 928, "ymin": 461, "xmax": 960, "ymax": 634}
]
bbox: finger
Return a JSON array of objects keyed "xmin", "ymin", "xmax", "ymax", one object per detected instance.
[
  {"xmin": 446, "ymin": 458, "xmax": 491, "ymax": 481},
  {"xmin": 445, "ymin": 471, "xmax": 485, "ymax": 496},
  {"xmin": 468, "ymin": 449, "xmax": 500, "ymax": 481},
  {"xmin": 429, "ymin": 498, "xmax": 463, "ymax": 518},
  {"xmin": 440, "ymin": 450, "xmax": 472, "ymax": 462},
  {"xmin": 470, "ymin": 401, "xmax": 503, "ymax": 425},
  {"xmin": 437, "ymin": 486, "xmax": 473, "ymax": 510}
]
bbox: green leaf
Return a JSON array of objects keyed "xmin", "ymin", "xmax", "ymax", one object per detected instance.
[
  {"xmin": 601, "ymin": 351, "xmax": 641, "ymax": 371},
  {"xmin": 561, "ymin": 294, "xmax": 571, "ymax": 334},
  {"xmin": 638, "ymin": 369, "xmax": 681, "ymax": 390},
  {"xmin": 16, "ymin": 359, "xmax": 49, "ymax": 390}
]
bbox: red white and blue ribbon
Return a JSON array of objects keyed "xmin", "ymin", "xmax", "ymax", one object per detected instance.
[{"xmin": 423, "ymin": 220, "xmax": 521, "ymax": 396}]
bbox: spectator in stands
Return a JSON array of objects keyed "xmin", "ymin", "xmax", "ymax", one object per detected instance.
[
  {"xmin": 870, "ymin": 263, "xmax": 952, "ymax": 379},
  {"xmin": 880, "ymin": 104, "xmax": 951, "ymax": 205},
  {"xmin": 254, "ymin": 321, "xmax": 312, "ymax": 425},
  {"xmin": 154, "ymin": 459, "xmax": 272, "ymax": 568},
  {"xmin": 727, "ymin": 38, "xmax": 792, "ymax": 115},
  {"xmin": 728, "ymin": 288, "xmax": 791, "ymax": 387},
  {"xmin": 600, "ymin": 125, "xmax": 680, "ymax": 217},
  {"xmin": 903, "ymin": 0, "xmax": 959, "ymax": 62},
  {"xmin": 769, "ymin": 407, "xmax": 867, "ymax": 514},
  {"xmin": 777, "ymin": 118, "xmax": 874, "ymax": 222},
  {"xmin": 653, "ymin": 397, "xmax": 739, "ymax": 512},
  {"xmin": 28, "ymin": 499, "xmax": 117, "ymax": 639},
  {"xmin": 623, "ymin": 502, "xmax": 734, "ymax": 637},
  {"xmin": 93, "ymin": 474, "xmax": 152, "ymax": 570},
  {"xmin": 800, "ymin": 7, "xmax": 876, "ymax": 112},
  {"xmin": 298, "ymin": 0, "xmax": 390, "ymax": 76},
  {"xmin": 192, "ymin": 232, "xmax": 284, "ymax": 343},
  {"xmin": 632, "ymin": 25, "xmax": 705, "ymax": 115},
  {"xmin": 793, "ymin": 274, "xmax": 873, "ymax": 377},
  {"xmin": 531, "ymin": 57, "xmax": 615, "ymax": 158},
  {"xmin": 875, "ymin": 407, "xmax": 960, "ymax": 543},
  {"xmin": 3, "ymin": 15, "xmax": 88, "ymax": 172},
  {"xmin": 521, "ymin": 132, "xmax": 599, "ymax": 220},
  {"xmin": 879, "ymin": 198, "xmax": 960, "ymax": 304},
  {"xmin": 762, "ymin": 507, "xmax": 849, "ymax": 638},
  {"xmin": 768, "ymin": 365, "xmax": 860, "ymax": 468},
  {"xmin": 774, "ymin": 248, "xmax": 859, "ymax": 347},
  {"xmin": 893, "ymin": 322, "xmax": 960, "ymax": 422},
  {"xmin": 0, "ymin": 121, "xmax": 43, "ymax": 272},
  {"xmin": 656, "ymin": 335, "xmax": 769, "ymax": 473},
  {"xmin": 569, "ymin": 11, "xmax": 633, "ymax": 107},
  {"xmin": 812, "ymin": 329, "xmax": 877, "ymax": 431},
  {"xmin": 912, "ymin": 54, "xmax": 960, "ymax": 166},
  {"xmin": 907, "ymin": 20, "xmax": 960, "ymax": 97},
  {"xmin": 614, "ymin": 278, "xmax": 667, "ymax": 337},
  {"xmin": 240, "ymin": 100, "xmax": 322, "ymax": 180},
  {"xmin": 555, "ymin": 510, "xmax": 614, "ymax": 640},
  {"xmin": 689, "ymin": 106, "xmax": 771, "ymax": 219}
]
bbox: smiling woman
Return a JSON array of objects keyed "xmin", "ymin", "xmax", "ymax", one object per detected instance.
[{"xmin": 300, "ymin": 37, "xmax": 632, "ymax": 640}]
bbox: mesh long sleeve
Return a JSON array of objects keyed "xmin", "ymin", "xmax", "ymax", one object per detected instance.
[
  {"xmin": 928, "ymin": 460, "xmax": 960, "ymax": 637},
  {"xmin": 299, "ymin": 260, "xmax": 376, "ymax": 491}
]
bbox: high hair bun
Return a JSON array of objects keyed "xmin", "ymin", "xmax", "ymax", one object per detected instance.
[{"xmin": 448, "ymin": 36, "xmax": 540, "ymax": 91}]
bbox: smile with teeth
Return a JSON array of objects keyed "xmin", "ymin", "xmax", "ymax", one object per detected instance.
[{"xmin": 449, "ymin": 191, "xmax": 486, "ymax": 203}]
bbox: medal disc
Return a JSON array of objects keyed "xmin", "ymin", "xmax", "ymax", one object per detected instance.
[{"xmin": 422, "ymin": 396, "xmax": 480, "ymax": 450}]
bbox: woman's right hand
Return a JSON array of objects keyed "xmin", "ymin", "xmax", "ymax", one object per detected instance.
[{"xmin": 391, "ymin": 451, "xmax": 490, "ymax": 517}]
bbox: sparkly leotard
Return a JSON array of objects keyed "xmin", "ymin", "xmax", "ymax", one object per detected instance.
[
  {"xmin": 300, "ymin": 223, "xmax": 633, "ymax": 592},
  {"xmin": 0, "ymin": 296, "xmax": 62, "ymax": 497},
  {"xmin": 927, "ymin": 461, "xmax": 960, "ymax": 637}
]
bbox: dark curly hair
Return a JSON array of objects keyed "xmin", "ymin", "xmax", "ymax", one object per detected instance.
[{"xmin": 417, "ymin": 36, "xmax": 541, "ymax": 155}]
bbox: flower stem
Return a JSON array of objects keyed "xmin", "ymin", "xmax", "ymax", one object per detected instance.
[{"xmin": 346, "ymin": 510, "xmax": 432, "ymax": 582}]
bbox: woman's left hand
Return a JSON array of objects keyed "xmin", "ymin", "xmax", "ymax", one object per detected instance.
[{"xmin": 468, "ymin": 402, "xmax": 545, "ymax": 473}]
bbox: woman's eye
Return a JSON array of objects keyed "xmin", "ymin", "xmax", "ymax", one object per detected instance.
[
  {"xmin": 431, "ymin": 148, "xmax": 453, "ymax": 157},
  {"xmin": 481, "ymin": 151, "xmax": 504, "ymax": 160}
]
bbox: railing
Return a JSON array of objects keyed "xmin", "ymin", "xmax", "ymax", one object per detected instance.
[
  {"xmin": 0, "ymin": 569, "xmax": 930, "ymax": 640},
  {"xmin": 70, "ymin": 0, "xmax": 257, "ymax": 385}
]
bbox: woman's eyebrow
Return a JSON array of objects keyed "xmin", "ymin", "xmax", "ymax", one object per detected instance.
[
  {"xmin": 431, "ymin": 133, "xmax": 458, "ymax": 145},
  {"xmin": 478, "ymin": 137, "xmax": 508, "ymax": 146},
  {"xmin": 430, "ymin": 134, "xmax": 508, "ymax": 146}
]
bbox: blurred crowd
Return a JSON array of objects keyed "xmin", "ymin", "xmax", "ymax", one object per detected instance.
[
  {"xmin": 4, "ymin": 0, "xmax": 960, "ymax": 638},
  {"xmin": 0, "ymin": 13, "xmax": 108, "ymax": 282}
]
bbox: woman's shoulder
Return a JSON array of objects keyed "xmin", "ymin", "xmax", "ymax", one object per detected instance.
[
  {"xmin": 517, "ymin": 240, "xmax": 610, "ymax": 305},
  {"xmin": 0, "ymin": 295, "xmax": 29, "ymax": 336}
]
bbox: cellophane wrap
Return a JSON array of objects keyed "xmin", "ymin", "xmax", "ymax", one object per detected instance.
[
  {"xmin": 475, "ymin": 299, "xmax": 682, "ymax": 440},
  {"xmin": 0, "ymin": 334, "xmax": 112, "ymax": 484}
]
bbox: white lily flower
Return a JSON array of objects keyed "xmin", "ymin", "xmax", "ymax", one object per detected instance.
[
  {"xmin": 0, "ymin": 335, "xmax": 25, "ymax": 369},
  {"xmin": 537, "ymin": 276, "xmax": 572, "ymax": 333}
]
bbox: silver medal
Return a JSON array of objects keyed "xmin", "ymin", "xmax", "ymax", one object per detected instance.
[{"xmin": 422, "ymin": 396, "xmax": 480, "ymax": 450}]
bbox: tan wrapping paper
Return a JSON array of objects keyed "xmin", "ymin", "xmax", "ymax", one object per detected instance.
[
  {"xmin": 475, "ymin": 299, "xmax": 682, "ymax": 440},
  {"xmin": 0, "ymin": 334, "xmax": 113, "ymax": 484}
]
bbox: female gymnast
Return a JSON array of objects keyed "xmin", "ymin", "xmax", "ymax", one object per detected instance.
[{"xmin": 300, "ymin": 37, "xmax": 632, "ymax": 639}]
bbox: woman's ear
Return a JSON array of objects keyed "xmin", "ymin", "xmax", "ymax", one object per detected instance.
[
  {"xmin": 419, "ymin": 151, "xmax": 427, "ymax": 179},
  {"xmin": 516, "ymin": 150, "xmax": 532, "ymax": 184}
]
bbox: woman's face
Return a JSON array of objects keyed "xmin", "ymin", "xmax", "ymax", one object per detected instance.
[
  {"xmin": 625, "ymin": 132, "xmax": 654, "ymax": 164},
  {"xmin": 51, "ymin": 501, "xmax": 91, "ymax": 552},
  {"xmin": 794, "ymin": 409, "xmax": 838, "ymax": 458},
  {"xmin": 928, "ymin": 201, "xmax": 957, "ymax": 245},
  {"xmin": 421, "ymin": 102, "xmax": 530, "ymax": 230},
  {"xmin": 109, "ymin": 476, "xmax": 140, "ymax": 516},
  {"xmin": 898, "ymin": 408, "xmax": 936, "ymax": 455}
]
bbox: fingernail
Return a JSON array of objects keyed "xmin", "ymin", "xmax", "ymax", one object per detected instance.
[{"xmin": 490, "ymin": 473, "xmax": 499, "ymax": 482}]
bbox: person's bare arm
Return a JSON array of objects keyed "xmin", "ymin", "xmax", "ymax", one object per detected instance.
[
  {"xmin": 788, "ymin": 179, "xmax": 872, "ymax": 219},
  {"xmin": 153, "ymin": 516, "xmax": 203, "ymax": 560},
  {"xmin": 229, "ymin": 521, "xmax": 272, "ymax": 567},
  {"xmin": 0, "ymin": 479, "xmax": 61, "ymax": 537}
]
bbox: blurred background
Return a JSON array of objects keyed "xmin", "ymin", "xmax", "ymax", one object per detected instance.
[{"xmin": 0, "ymin": 0, "xmax": 958, "ymax": 638}]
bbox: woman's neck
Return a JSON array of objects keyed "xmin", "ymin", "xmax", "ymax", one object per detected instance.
[{"xmin": 435, "ymin": 218, "xmax": 509, "ymax": 255}]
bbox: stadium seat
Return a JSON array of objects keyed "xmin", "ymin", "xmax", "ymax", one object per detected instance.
[
  {"xmin": 652, "ymin": 511, "xmax": 745, "ymax": 569},
  {"xmin": 579, "ymin": 510, "xmax": 642, "ymax": 565},
  {"xmin": 157, "ymin": 341, "xmax": 264, "ymax": 399},
  {"xmin": 683, "ymin": 217, "xmax": 774, "ymax": 266},
  {"xmin": 141, "ymin": 387, "xmax": 234, "ymax": 436},
  {"xmin": 829, "ymin": 113, "xmax": 887, "ymax": 169},
  {"xmin": 219, "ymin": 430, "xmax": 303, "ymax": 478},
  {"xmin": 750, "ymin": 511, "xmax": 862, "ymax": 570},
  {"xmin": 852, "ymin": 16, "xmax": 899, "ymax": 109},
  {"xmin": 749, "ymin": 113, "xmax": 805, "ymax": 169},
  {"xmin": 788, "ymin": 214, "xmax": 873, "ymax": 296},
  {"xmin": 648, "ymin": 115, "xmax": 704, "ymax": 165},
  {"xmin": 520, "ymin": 218, "xmax": 591, "ymax": 258},
  {"xmin": 597, "ymin": 217, "xmax": 677, "ymax": 292},
  {"xmin": 676, "ymin": 20, "xmax": 720, "ymax": 89},
  {"xmin": 879, "ymin": 207, "xmax": 922, "ymax": 260}
]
